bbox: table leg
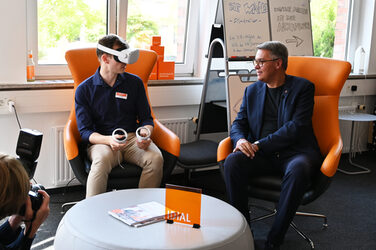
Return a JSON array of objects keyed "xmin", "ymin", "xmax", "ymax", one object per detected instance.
[{"xmin": 338, "ymin": 120, "xmax": 371, "ymax": 175}]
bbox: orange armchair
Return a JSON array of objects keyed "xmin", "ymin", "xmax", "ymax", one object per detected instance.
[
  {"xmin": 217, "ymin": 56, "xmax": 351, "ymax": 247},
  {"xmin": 64, "ymin": 48, "xmax": 180, "ymax": 193}
]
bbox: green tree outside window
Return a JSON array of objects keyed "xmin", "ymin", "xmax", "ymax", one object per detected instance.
[{"xmin": 311, "ymin": 0, "xmax": 338, "ymax": 58}]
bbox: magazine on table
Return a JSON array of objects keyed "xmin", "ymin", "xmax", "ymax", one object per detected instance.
[{"xmin": 108, "ymin": 201, "xmax": 177, "ymax": 227}]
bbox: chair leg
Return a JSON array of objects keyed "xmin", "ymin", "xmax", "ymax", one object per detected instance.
[
  {"xmin": 249, "ymin": 203, "xmax": 277, "ymax": 222},
  {"xmin": 290, "ymin": 221, "xmax": 315, "ymax": 249},
  {"xmin": 184, "ymin": 169, "xmax": 191, "ymax": 185},
  {"xmin": 249, "ymin": 203, "xmax": 327, "ymax": 249},
  {"xmin": 295, "ymin": 211, "xmax": 328, "ymax": 228}
]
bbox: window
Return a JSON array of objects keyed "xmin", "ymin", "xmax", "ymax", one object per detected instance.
[
  {"xmin": 27, "ymin": 0, "xmax": 199, "ymax": 79},
  {"xmin": 310, "ymin": 0, "xmax": 349, "ymax": 59},
  {"xmin": 126, "ymin": 0, "xmax": 188, "ymax": 63},
  {"xmin": 37, "ymin": 0, "xmax": 107, "ymax": 65}
]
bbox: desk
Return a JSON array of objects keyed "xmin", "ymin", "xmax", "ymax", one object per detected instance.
[
  {"xmin": 339, "ymin": 113, "xmax": 376, "ymax": 175},
  {"xmin": 54, "ymin": 188, "xmax": 254, "ymax": 250}
]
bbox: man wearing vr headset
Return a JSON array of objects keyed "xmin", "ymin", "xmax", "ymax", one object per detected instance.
[{"xmin": 75, "ymin": 34, "xmax": 163, "ymax": 198}]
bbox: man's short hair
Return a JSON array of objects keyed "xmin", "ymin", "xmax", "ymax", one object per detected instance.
[
  {"xmin": 97, "ymin": 34, "xmax": 129, "ymax": 59},
  {"xmin": 257, "ymin": 41, "xmax": 288, "ymax": 70}
]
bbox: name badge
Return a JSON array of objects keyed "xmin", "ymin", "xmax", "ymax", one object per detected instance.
[{"xmin": 115, "ymin": 92, "xmax": 128, "ymax": 100}]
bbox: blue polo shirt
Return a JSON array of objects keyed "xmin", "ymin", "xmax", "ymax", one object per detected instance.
[{"xmin": 75, "ymin": 68, "xmax": 154, "ymax": 143}]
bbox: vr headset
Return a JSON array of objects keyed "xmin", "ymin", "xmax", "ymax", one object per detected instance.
[{"xmin": 97, "ymin": 43, "xmax": 139, "ymax": 64}]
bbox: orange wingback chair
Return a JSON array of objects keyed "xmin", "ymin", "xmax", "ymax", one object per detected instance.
[
  {"xmin": 64, "ymin": 48, "xmax": 180, "ymax": 195},
  {"xmin": 217, "ymin": 56, "xmax": 351, "ymax": 247}
]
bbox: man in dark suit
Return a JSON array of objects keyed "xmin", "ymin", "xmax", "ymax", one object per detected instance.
[{"xmin": 223, "ymin": 41, "xmax": 323, "ymax": 250}]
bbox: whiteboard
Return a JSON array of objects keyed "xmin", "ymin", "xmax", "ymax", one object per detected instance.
[
  {"xmin": 269, "ymin": 0, "xmax": 313, "ymax": 56},
  {"xmin": 222, "ymin": 0, "xmax": 270, "ymax": 58},
  {"xmin": 221, "ymin": 0, "xmax": 313, "ymax": 58},
  {"xmin": 227, "ymin": 75, "xmax": 256, "ymax": 125}
]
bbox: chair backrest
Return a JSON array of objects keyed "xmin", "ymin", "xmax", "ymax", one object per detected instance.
[
  {"xmin": 286, "ymin": 56, "xmax": 351, "ymax": 176},
  {"xmin": 64, "ymin": 48, "xmax": 157, "ymax": 161},
  {"xmin": 65, "ymin": 48, "xmax": 157, "ymax": 115}
]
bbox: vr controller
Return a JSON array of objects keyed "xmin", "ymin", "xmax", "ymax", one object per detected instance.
[
  {"xmin": 112, "ymin": 127, "xmax": 150, "ymax": 144},
  {"xmin": 97, "ymin": 43, "xmax": 139, "ymax": 64},
  {"xmin": 136, "ymin": 127, "xmax": 151, "ymax": 142},
  {"xmin": 112, "ymin": 128, "xmax": 128, "ymax": 144}
]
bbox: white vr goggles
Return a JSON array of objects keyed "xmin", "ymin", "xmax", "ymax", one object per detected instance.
[{"xmin": 97, "ymin": 43, "xmax": 139, "ymax": 64}]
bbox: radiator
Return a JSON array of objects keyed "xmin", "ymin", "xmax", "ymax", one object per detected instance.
[
  {"xmin": 51, "ymin": 119, "xmax": 190, "ymax": 186},
  {"xmin": 52, "ymin": 126, "xmax": 78, "ymax": 186},
  {"xmin": 159, "ymin": 118, "xmax": 191, "ymax": 144}
]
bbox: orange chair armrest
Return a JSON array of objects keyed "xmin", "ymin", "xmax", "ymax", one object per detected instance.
[
  {"xmin": 151, "ymin": 119, "xmax": 180, "ymax": 157},
  {"xmin": 217, "ymin": 137, "xmax": 233, "ymax": 162},
  {"xmin": 320, "ymin": 139, "xmax": 343, "ymax": 177},
  {"xmin": 63, "ymin": 119, "xmax": 80, "ymax": 161},
  {"xmin": 216, "ymin": 136, "xmax": 342, "ymax": 177}
]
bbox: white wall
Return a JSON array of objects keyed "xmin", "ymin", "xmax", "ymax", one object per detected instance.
[
  {"xmin": 0, "ymin": 0, "xmax": 27, "ymax": 83},
  {"xmin": 0, "ymin": 111, "xmax": 70, "ymax": 187}
]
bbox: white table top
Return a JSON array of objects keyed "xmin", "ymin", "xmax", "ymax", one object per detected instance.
[
  {"xmin": 54, "ymin": 188, "xmax": 254, "ymax": 250},
  {"xmin": 339, "ymin": 112, "xmax": 376, "ymax": 122}
]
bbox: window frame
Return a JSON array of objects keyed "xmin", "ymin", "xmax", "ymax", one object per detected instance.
[
  {"xmin": 26, "ymin": 0, "xmax": 199, "ymax": 79},
  {"xmin": 345, "ymin": 0, "xmax": 375, "ymax": 74}
]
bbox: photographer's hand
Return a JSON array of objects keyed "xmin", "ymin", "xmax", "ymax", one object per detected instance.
[
  {"xmin": 8, "ymin": 214, "xmax": 24, "ymax": 231},
  {"xmin": 24, "ymin": 190, "xmax": 50, "ymax": 238},
  {"xmin": 7, "ymin": 190, "xmax": 34, "ymax": 233}
]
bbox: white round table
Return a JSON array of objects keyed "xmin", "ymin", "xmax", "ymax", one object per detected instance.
[
  {"xmin": 54, "ymin": 188, "xmax": 254, "ymax": 250},
  {"xmin": 338, "ymin": 112, "xmax": 376, "ymax": 175}
]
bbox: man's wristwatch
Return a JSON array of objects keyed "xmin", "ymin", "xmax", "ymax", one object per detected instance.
[{"xmin": 254, "ymin": 140, "xmax": 260, "ymax": 149}]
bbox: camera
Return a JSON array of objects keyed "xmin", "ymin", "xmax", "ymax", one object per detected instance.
[
  {"xmin": 15, "ymin": 128, "xmax": 44, "ymax": 216},
  {"xmin": 19, "ymin": 184, "xmax": 45, "ymax": 216}
]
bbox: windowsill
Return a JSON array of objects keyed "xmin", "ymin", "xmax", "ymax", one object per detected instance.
[
  {"xmin": 149, "ymin": 77, "xmax": 203, "ymax": 86},
  {"xmin": 0, "ymin": 77, "xmax": 204, "ymax": 91},
  {"xmin": 348, "ymin": 73, "xmax": 376, "ymax": 79},
  {"xmin": 0, "ymin": 80, "xmax": 74, "ymax": 91},
  {"xmin": 1, "ymin": 73, "xmax": 375, "ymax": 91}
]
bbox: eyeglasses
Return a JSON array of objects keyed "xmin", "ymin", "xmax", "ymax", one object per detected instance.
[{"xmin": 253, "ymin": 58, "xmax": 280, "ymax": 67}]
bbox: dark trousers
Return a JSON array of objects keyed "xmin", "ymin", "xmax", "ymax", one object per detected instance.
[{"xmin": 223, "ymin": 151, "xmax": 320, "ymax": 246}]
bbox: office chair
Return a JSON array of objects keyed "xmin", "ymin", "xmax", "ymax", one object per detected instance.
[
  {"xmin": 176, "ymin": 75, "xmax": 228, "ymax": 185},
  {"xmin": 63, "ymin": 48, "xmax": 180, "ymax": 211},
  {"xmin": 217, "ymin": 56, "xmax": 351, "ymax": 249},
  {"xmin": 177, "ymin": 138, "xmax": 219, "ymax": 185}
]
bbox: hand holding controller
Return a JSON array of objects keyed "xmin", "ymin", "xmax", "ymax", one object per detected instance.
[
  {"xmin": 136, "ymin": 126, "xmax": 151, "ymax": 142},
  {"xmin": 112, "ymin": 128, "xmax": 128, "ymax": 144}
]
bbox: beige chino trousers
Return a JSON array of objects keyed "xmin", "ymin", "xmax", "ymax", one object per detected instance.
[{"xmin": 86, "ymin": 133, "xmax": 163, "ymax": 198}]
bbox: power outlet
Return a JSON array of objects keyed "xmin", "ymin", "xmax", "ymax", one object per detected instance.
[
  {"xmin": 357, "ymin": 104, "xmax": 366, "ymax": 110},
  {"xmin": 8, "ymin": 100, "xmax": 15, "ymax": 113},
  {"xmin": 0, "ymin": 98, "xmax": 15, "ymax": 114}
]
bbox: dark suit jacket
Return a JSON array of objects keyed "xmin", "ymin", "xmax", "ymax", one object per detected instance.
[{"xmin": 230, "ymin": 74, "xmax": 322, "ymax": 159}]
